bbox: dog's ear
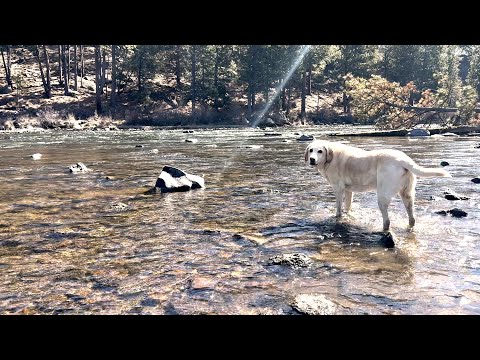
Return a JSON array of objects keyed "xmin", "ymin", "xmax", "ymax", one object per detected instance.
[
  {"xmin": 304, "ymin": 146, "xmax": 309, "ymax": 162},
  {"xmin": 325, "ymin": 146, "xmax": 334, "ymax": 163}
]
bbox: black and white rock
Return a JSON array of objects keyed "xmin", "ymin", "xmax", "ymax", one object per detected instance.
[
  {"xmin": 436, "ymin": 208, "xmax": 468, "ymax": 218},
  {"xmin": 297, "ymin": 134, "xmax": 315, "ymax": 141},
  {"xmin": 291, "ymin": 294, "xmax": 337, "ymax": 315},
  {"xmin": 145, "ymin": 165, "xmax": 205, "ymax": 194},
  {"xmin": 185, "ymin": 138, "xmax": 198, "ymax": 143},
  {"xmin": 378, "ymin": 232, "xmax": 395, "ymax": 248},
  {"xmin": 440, "ymin": 161, "xmax": 449, "ymax": 166},
  {"xmin": 268, "ymin": 253, "xmax": 313, "ymax": 269},
  {"xmin": 471, "ymin": 178, "xmax": 480, "ymax": 184},
  {"xmin": 444, "ymin": 190, "xmax": 469, "ymax": 200},
  {"xmin": 31, "ymin": 153, "xmax": 42, "ymax": 160},
  {"xmin": 264, "ymin": 133, "xmax": 282, "ymax": 137},
  {"xmin": 149, "ymin": 149, "xmax": 159, "ymax": 154},
  {"xmin": 135, "ymin": 144, "xmax": 144, "ymax": 148},
  {"xmin": 407, "ymin": 128, "xmax": 430, "ymax": 137},
  {"xmin": 183, "ymin": 130, "xmax": 195, "ymax": 133},
  {"xmin": 69, "ymin": 162, "xmax": 90, "ymax": 173},
  {"xmin": 474, "ymin": 143, "xmax": 480, "ymax": 149},
  {"xmin": 241, "ymin": 145, "xmax": 263, "ymax": 149}
]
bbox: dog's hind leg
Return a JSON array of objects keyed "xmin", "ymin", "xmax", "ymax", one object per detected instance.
[
  {"xmin": 344, "ymin": 191, "xmax": 353, "ymax": 213},
  {"xmin": 400, "ymin": 171, "xmax": 417, "ymax": 229}
]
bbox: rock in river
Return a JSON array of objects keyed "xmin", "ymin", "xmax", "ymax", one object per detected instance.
[
  {"xmin": 145, "ymin": 165, "xmax": 205, "ymax": 194},
  {"xmin": 268, "ymin": 253, "xmax": 313, "ymax": 269},
  {"xmin": 471, "ymin": 178, "xmax": 480, "ymax": 184},
  {"xmin": 444, "ymin": 190, "xmax": 469, "ymax": 201},
  {"xmin": 31, "ymin": 153, "xmax": 42, "ymax": 160},
  {"xmin": 69, "ymin": 162, "xmax": 90, "ymax": 173},
  {"xmin": 291, "ymin": 294, "xmax": 337, "ymax": 315},
  {"xmin": 436, "ymin": 208, "xmax": 468, "ymax": 218},
  {"xmin": 440, "ymin": 161, "xmax": 449, "ymax": 166},
  {"xmin": 297, "ymin": 134, "xmax": 315, "ymax": 141}
]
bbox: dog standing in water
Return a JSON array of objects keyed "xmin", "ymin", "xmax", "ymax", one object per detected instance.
[{"xmin": 304, "ymin": 140, "xmax": 450, "ymax": 231}]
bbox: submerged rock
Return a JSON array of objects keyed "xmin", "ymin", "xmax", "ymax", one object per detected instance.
[
  {"xmin": 291, "ymin": 294, "xmax": 336, "ymax": 315},
  {"xmin": 264, "ymin": 133, "xmax": 282, "ymax": 137},
  {"xmin": 378, "ymin": 232, "xmax": 395, "ymax": 248},
  {"xmin": 436, "ymin": 208, "xmax": 467, "ymax": 218},
  {"xmin": 69, "ymin": 162, "xmax": 90, "ymax": 173},
  {"xmin": 31, "ymin": 153, "xmax": 42, "ymax": 160},
  {"xmin": 268, "ymin": 253, "xmax": 313, "ymax": 269},
  {"xmin": 190, "ymin": 276, "xmax": 216, "ymax": 290},
  {"xmin": 471, "ymin": 178, "xmax": 480, "ymax": 184},
  {"xmin": 183, "ymin": 130, "xmax": 195, "ymax": 133},
  {"xmin": 440, "ymin": 161, "xmax": 449, "ymax": 166},
  {"xmin": 407, "ymin": 128, "xmax": 430, "ymax": 137},
  {"xmin": 442, "ymin": 132, "xmax": 460, "ymax": 137},
  {"xmin": 444, "ymin": 190, "xmax": 469, "ymax": 200},
  {"xmin": 145, "ymin": 165, "xmax": 205, "ymax": 194},
  {"xmin": 110, "ymin": 202, "xmax": 128, "ymax": 211},
  {"xmin": 241, "ymin": 145, "xmax": 263, "ymax": 149},
  {"xmin": 297, "ymin": 134, "xmax": 315, "ymax": 141},
  {"xmin": 185, "ymin": 138, "xmax": 198, "ymax": 143},
  {"xmin": 135, "ymin": 144, "xmax": 144, "ymax": 148}
]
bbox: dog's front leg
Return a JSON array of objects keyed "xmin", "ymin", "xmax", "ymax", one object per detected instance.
[{"xmin": 334, "ymin": 187, "xmax": 345, "ymax": 217}]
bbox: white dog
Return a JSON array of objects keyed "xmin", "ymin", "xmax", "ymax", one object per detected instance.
[{"xmin": 304, "ymin": 140, "xmax": 450, "ymax": 231}]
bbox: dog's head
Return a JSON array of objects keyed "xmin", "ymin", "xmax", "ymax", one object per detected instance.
[{"xmin": 304, "ymin": 140, "xmax": 333, "ymax": 167}]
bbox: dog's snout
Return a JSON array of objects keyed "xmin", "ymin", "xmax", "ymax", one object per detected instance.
[{"xmin": 309, "ymin": 158, "xmax": 316, "ymax": 165}]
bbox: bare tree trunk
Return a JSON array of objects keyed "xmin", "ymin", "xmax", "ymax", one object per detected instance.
[
  {"xmin": 61, "ymin": 45, "xmax": 69, "ymax": 95},
  {"xmin": 281, "ymin": 81, "xmax": 287, "ymax": 111},
  {"xmin": 66, "ymin": 45, "xmax": 70, "ymax": 86},
  {"xmin": 95, "ymin": 45, "xmax": 103, "ymax": 114},
  {"xmin": 137, "ymin": 52, "xmax": 142, "ymax": 92},
  {"xmin": 306, "ymin": 54, "xmax": 312, "ymax": 95},
  {"xmin": 73, "ymin": 45, "xmax": 78, "ymax": 91},
  {"xmin": 34, "ymin": 45, "xmax": 51, "ymax": 98},
  {"xmin": 101, "ymin": 48, "xmax": 107, "ymax": 99},
  {"xmin": 175, "ymin": 45, "xmax": 182, "ymax": 88},
  {"xmin": 191, "ymin": 45, "xmax": 196, "ymax": 116},
  {"xmin": 110, "ymin": 45, "xmax": 117, "ymax": 116},
  {"xmin": 286, "ymin": 85, "xmax": 291, "ymax": 115},
  {"xmin": 1, "ymin": 45, "xmax": 13, "ymax": 89},
  {"xmin": 214, "ymin": 46, "xmax": 219, "ymax": 111},
  {"xmin": 43, "ymin": 45, "xmax": 51, "ymax": 98},
  {"xmin": 57, "ymin": 45, "xmax": 63, "ymax": 86},
  {"xmin": 80, "ymin": 45, "xmax": 84, "ymax": 88},
  {"xmin": 301, "ymin": 63, "xmax": 306, "ymax": 122},
  {"xmin": 247, "ymin": 85, "xmax": 252, "ymax": 115}
]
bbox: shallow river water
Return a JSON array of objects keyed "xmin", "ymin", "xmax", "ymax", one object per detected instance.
[{"xmin": 0, "ymin": 126, "xmax": 479, "ymax": 314}]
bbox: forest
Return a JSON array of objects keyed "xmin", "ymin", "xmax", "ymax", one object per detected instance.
[{"xmin": 1, "ymin": 45, "xmax": 480, "ymax": 130}]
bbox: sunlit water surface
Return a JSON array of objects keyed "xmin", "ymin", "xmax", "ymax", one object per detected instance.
[{"xmin": 0, "ymin": 126, "xmax": 479, "ymax": 314}]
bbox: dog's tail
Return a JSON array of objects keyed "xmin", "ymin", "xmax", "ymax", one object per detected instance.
[{"xmin": 399, "ymin": 158, "xmax": 451, "ymax": 178}]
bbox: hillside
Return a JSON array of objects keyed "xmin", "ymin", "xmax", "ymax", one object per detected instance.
[{"xmin": 0, "ymin": 46, "xmax": 346, "ymax": 130}]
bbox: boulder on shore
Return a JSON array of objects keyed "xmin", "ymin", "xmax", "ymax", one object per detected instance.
[
  {"xmin": 145, "ymin": 165, "xmax": 205, "ymax": 194},
  {"xmin": 291, "ymin": 294, "xmax": 337, "ymax": 315},
  {"xmin": 407, "ymin": 128, "xmax": 430, "ymax": 137}
]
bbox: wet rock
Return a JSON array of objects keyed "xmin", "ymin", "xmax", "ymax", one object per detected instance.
[
  {"xmin": 291, "ymin": 294, "xmax": 337, "ymax": 315},
  {"xmin": 407, "ymin": 128, "xmax": 430, "ymax": 137},
  {"xmin": 440, "ymin": 161, "xmax": 449, "ymax": 166},
  {"xmin": 149, "ymin": 149, "xmax": 159, "ymax": 154},
  {"xmin": 204, "ymin": 144, "xmax": 218, "ymax": 148},
  {"xmin": 268, "ymin": 253, "xmax": 313, "ymax": 269},
  {"xmin": 146, "ymin": 165, "xmax": 205, "ymax": 194},
  {"xmin": 241, "ymin": 145, "xmax": 263, "ymax": 149},
  {"xmin": 190, "ymin": 276, "xmax": 216, "ymax": 290},
  {"xmin": 183, "ymin": 130, "xmax": 195, "ymax": 133},
  {"xmin": 135, "ymin": 144, "xmax": 144, "ymax": 148},
  {"xmin": 427, "ymin": 195, "xmax": 442, "ymax": 201},
  {"xmin": 69, "ymin": 162, "xmax": 90, "ymax": 173},
  {"xmin": 379, "ymin": 232, "xmax": 395, "ymax": 248},
  {"xmin": 110, "ymin": 202, "xmax": 128, "ymax": 211},
  {"xmin": 471, "ymin": 178, "xmax": 480, "ymax": 184},
  {"xmin": 297, "ymin": 134, "xmax": 315, "ymax": 141},
  {"xmin": 105, "ymin": 176, "xmax": 115, "ymax": 181},
  {"xmin": 442, "ymin": 132, "xmax": 460, "ymax": 137},
  {"xmin": 474, "ymin": 142, "xmax": 480, "ymax": 148},
  {"xmin": 185, "ymin": 138, "xmax": 198, "ymax": 143},
  {"xmin": 448, "ymin": 208, "xmax": 468, "ymax": 218},
  {"xmin": 282, "ymin": 139, "xmax": 292, "ymax": 143},
  {"xmin": 140, "ymin": 298, "xmax": 160, "ymax": 307},
  {"xmin": 31, "ymin": 153, "xmax": 42, "ymax": 160},
  {"xmin": 264, "ymin": 132, "xmax": 282, "ymax": 137},
  {"xmin": 444, "ymin": 190, "xmax": 469, "ymax": 200},
  {"xmin": 436, "ymin": 208, "xmax": 468, "ymax": 218}
]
